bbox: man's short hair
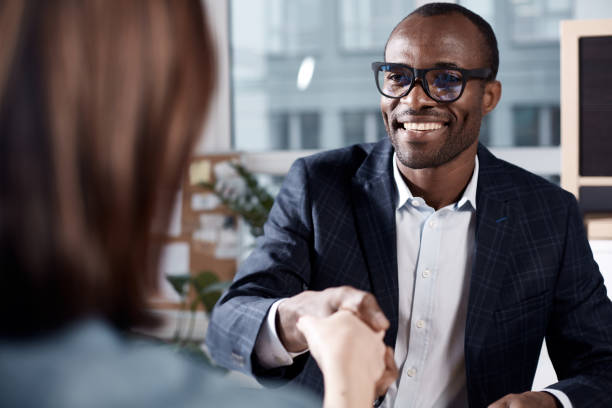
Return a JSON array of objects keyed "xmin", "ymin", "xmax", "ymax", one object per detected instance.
[{"xmin": 386, "ymin": 2, "xmax": 499, "ymax": 80}]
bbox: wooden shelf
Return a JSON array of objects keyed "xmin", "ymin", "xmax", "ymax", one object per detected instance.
[
  {"xmin": 584, "ymin": 214, "xmax": 612, "ymax": 240},
  {"xmin": 579, "ymin": 177, "xmax": 612, "ymax": 186}
]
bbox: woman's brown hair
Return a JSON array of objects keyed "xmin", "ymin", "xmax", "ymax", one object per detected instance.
[{"xmin": 0, "ymin": 0, "xmax": 215, "ymax": 336}]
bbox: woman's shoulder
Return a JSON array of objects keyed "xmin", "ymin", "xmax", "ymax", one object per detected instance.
[{"xmin": 0, "ymin": 320, "xmax": 319, "ymax": 408}]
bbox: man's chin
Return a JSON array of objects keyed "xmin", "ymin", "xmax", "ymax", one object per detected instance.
[
  {"xmin": 392, "ymin": 140, "xmax": 445, "ymax": 169},
  {"xmin": 395, "ymin": 151, "xmax": 440, "ymax": 169},
  {"xmin": 391, "ymin": 133, "xmax": 478, "ymax": 170}
]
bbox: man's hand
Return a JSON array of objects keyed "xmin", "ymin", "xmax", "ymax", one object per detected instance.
[
  {"xmin": 276, "ymin": 286, "xmax": 390, "ymax": 352},
  {"xmin": 488, "ymin": 391, "xmax": 560, "ymax": 408}
]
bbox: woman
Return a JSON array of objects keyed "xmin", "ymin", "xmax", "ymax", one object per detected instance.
[{"xmin": 0, "ymin": 1, "xmax": 392, "ymax": 407}]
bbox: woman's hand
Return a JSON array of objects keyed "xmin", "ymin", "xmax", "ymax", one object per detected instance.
[{"xmin": 297, "ymin": 310, "xmax": 398, "ymax": 408}]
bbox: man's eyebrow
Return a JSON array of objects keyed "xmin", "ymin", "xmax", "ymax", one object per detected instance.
[{"xmin": 432, "ymin": 61, "xmax": 461, "ymax": 69}]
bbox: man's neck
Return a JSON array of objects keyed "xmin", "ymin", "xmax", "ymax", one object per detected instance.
[{"xmin": 396, "ymin": 143, "xmax": 478, "ymax": 210}]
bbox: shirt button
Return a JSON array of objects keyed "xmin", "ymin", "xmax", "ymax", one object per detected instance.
[
  {"xmin": 422, "ymin": 269, "xmax": 431, "ymax": 278},
  {"xmin": 411, "ymin": 199, "xmax": 420, "ymax": 207},
  {"xmin": 406, "ymin": 367, "xmax": 416, "ymax": 377},
  {"xmin": 416, "ymin": 319, "xmax": 425, "ymax": 329},
  {"xmin": 428, "ymin": 220, "xmax": 436, "ymax": 228}
]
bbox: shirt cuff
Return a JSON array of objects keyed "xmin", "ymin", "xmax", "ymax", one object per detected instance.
[
  {"xmin": 254, "ymin": 299, "xmax": 308, "ymax": 369},
  {"xmin": 540, "ymin": 388, "xmax": 573, "ymax": 408}
]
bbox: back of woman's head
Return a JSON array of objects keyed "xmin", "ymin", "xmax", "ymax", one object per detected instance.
[{"xmin": 0, "ymin": 0, "xmax": 215, "ymax": 337}]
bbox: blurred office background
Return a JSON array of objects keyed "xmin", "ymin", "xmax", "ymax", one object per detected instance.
[{"xmin": 187, "ymin": 0, "xmax": 612, "ymax": 389}]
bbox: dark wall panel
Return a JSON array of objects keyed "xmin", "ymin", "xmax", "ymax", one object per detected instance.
[
  {"xmin": 579, "ymin": 186, "xmax": 612, "ymax": 213},
  {"xmin": 579, "ymin": 36, "xmax": 612, "ymax": 176}
]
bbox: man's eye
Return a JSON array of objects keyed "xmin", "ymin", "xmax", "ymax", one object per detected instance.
[
  {"xmin": 387, "ymin": 73, "xmax": 410, "ymax": 83},
  {"xmin": 435, "ymin": 73, "xmax": 461, "ymax": 85}
]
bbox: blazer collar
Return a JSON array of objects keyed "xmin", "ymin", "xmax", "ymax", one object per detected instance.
[
  {"xmin": 351, "ymin": 138, "xmax": 399, "ymax": 348},
  {"xmin": 353, "ymin": 138, "xmax": 396, "ymax": 186}
]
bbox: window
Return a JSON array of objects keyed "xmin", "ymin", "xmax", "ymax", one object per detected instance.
[
  {"xmin": 339, "ymin": 0, "xmax": 416, "ymax": 52},
  {"xmin": 514, "ymin": 106, "xmax": 539, "ymax": 146},
  {"xmin": 300, "ymin": 112, "xmax": 321, "ymax": 149},
  {"xmin": 269, "ymin": 112, "xmax": 290, "ymax": 149},
  {"xmin": 513, "ymin": 105, "xmax": 560, "ymax": 146},
  {"xmin": 341, "ymin": 110, "xmax": 386, "ymax": 146},
  {"xmin": 479, "ymin": 115, "xmax": 492, "ymax": 146},
  {"xmin": 224, "ymin": 0, "xmax": 612, "ymax": 179},
  {"xmin": 509, "ymin": 0, "xmax": 573, "ymax": 44},
  {"xmin": 264, "ymin": 0, "xmax": 322, "ymax": 55}
]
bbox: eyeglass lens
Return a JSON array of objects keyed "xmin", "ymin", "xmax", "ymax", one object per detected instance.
[{"xmin": 377, "ymin": 65, "xmax": 464, "ymax": 102}]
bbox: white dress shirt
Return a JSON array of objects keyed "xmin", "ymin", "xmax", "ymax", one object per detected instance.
[
  {"xmin": 254, "ymin": 153, "xmax": 571, "ymax": 408},
  {"xmin": 383, "ymin": 154, "xmax": 478, "ymax": 407}
]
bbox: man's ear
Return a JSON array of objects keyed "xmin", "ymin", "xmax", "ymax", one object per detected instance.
[{"xmin": 482, "ymin": 80, "xmax": 501, "ymax": 115}]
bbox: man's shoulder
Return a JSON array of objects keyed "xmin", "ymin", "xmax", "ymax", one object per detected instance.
[
  {"xmin": 296, "ymin": 139, "xmax": 391, "ymax": 181},
  {"xmin": 477, "ymin": 144, "xmax": 575, "ymax": 209},
  {"xmin": 301, "ymin": 141, "xmax": 380, "ymax": 168}
]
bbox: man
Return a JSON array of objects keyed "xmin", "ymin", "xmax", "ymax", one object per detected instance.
[{"xmin": 206, "ymin": 3, "xmax": 612, "ymax": 407}]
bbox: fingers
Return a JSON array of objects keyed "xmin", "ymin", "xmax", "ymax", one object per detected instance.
[
  {"xmin": 278, "ymin": 286, "xmax": 390, "ymax": 353},
  {"xmin": 375, "ymin": 347, "xmax": 398, "ymax": 397},
  {"xmin": 332, "ymin": 286, "xmax": 390, "ymax": 331},
  {"xmin": 487, "ymin": 392, "xmax": 559, "ymax": 408}
]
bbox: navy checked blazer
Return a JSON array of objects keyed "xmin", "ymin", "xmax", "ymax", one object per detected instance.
[{"xmin": 206, "ymin": 139, "xmax": 612, "ymax": 407}]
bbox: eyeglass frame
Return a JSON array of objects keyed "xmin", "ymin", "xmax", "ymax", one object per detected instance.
[{"xmin": 371, "ymin": 62, "xmax": 493, "ymax": 103}]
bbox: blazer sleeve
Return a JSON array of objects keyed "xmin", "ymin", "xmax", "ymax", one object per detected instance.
[
  {"xmin": 545, "ymin": 194, "xmax": 612, "ymax": 406},
  {"xmin": 205, "ymin": 158, "xmax": 314, "ymax": 380}
]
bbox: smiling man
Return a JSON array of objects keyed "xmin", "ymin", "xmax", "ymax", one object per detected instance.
[{"xmin": 206, "ymin": 3, "xmax": 612, "ymax": 407}]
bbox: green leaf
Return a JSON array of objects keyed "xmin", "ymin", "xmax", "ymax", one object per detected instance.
[
  {"xmin": 189, "ymin": 271, "xmax": 225, "ymax": 312},
  {"xmin": 166, "ymin": 274, "xmax": 191, "ymax": 297},
  {"xmin": 189, "ymin": 271, "xmax": 219, "ymax": 292}
]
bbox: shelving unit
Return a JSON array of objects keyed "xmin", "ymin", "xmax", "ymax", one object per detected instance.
[{"xmin": 560, "ymin": 19, "xmax": 612, "ymax": 239}]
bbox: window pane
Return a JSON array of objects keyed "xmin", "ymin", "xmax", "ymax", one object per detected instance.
[
  {"xmin": 300, "ymin": 112, "xmax": 320, "ymax": 149},
  {"xmin": 269, "ymin": 112, "xmax": 289, "ymax": 149},
  {"xmin": 514, "ymin": 106, "xmax": 540, "ymax": 146},
  {"xmin": 341, "ymin": 110, "xmax": 385, "ymax": 145},
  {"xmin": 510, "ymin": 0, "xmax": 572, "ymax": 44},
  {"xmin": 479, "ymin": 115, "xmax": 492, "ymax": 147},
  {"xmin": 339, "ymin": 0, "xmax": 416, "ymax": 51},
  {"xmin": 342, "ymin": 111, "xmax": 366, "ymax": 146}
]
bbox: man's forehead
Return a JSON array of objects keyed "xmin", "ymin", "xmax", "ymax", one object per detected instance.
[{"xmin": 385, "ymin": 14, "xmax": 485, "ymax": 67}]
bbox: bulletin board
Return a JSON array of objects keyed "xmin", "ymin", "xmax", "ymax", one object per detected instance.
[
  {"xmin": 560, "ymin": 19, "xmax": 612, "ymax": 239},
  {"xmin": 150, "ymin": 153, "xmax": 240, "ymax": 309}
]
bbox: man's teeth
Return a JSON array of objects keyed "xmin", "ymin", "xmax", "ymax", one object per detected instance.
[{"xmin": 403, "ymin": 122, "xmax": 444, "ymax": 131}]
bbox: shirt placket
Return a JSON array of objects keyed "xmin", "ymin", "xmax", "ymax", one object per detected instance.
[{"xmin": 395, "ymin": 206, "xmax": 442, "ymax": 407}]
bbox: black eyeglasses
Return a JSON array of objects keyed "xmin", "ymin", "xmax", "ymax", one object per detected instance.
[{"xmin": 371, "ymin": 62, "xmax": 492, "ymax": 103}]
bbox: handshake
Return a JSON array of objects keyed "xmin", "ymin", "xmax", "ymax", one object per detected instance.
[{"xmin": 278, "ymin": 286, "xmax": 399, "ymax": 408}]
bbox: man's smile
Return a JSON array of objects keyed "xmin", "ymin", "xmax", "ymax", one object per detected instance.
[
  {"xmin": 391, "ymin": 117, "xmax": 450, "ymax": 140},
  {"xmin": 402, "ymin": 122, "xmax": 444, "ymax": 131}
]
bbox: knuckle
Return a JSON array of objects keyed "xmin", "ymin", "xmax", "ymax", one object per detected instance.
[{"xmin": 361, "ymin": 291, "xmax": 375, "ymax": 304}]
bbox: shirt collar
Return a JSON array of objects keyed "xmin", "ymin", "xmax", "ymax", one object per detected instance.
[{"xmin": 393, "ymin": 153, "xmax": 479, "ymax": 211}]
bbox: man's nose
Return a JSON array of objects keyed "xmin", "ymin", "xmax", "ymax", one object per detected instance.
[{"xmin": 399, "ymin": 80, "xmax": 437, "ymax": 110}]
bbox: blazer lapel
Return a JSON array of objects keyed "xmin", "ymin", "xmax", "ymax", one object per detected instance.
[
  {"xmin": 351, "ymin": 139, "xmax": 399, "ymax": 348},
  {"xmin": 465, "ymin": 145, "xmax": 518, "ymax": 402}
]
